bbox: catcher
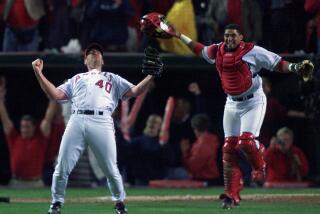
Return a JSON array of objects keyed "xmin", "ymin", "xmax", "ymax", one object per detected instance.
[{"xmin": 140, "ymin": 13, "xmax": 314, "ymax": 209}]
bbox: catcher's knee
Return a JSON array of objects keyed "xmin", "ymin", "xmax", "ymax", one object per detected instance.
[
  {"xmin": 238, "ymin": 132, "xmax": 265, "ymax": 170},
  {"xmin": 237, "ymin": 132, "xmax": 258, "ymax": 153}
]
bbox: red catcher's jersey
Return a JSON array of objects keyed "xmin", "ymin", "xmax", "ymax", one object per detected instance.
[{"xmin": 215, "ymin": 42, "xmax": 254, "ymax": 95}]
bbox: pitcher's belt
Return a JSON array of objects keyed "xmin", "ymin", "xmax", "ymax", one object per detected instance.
[
  {"xmin": 72, "ymin": 108, "xmax": 112, "ymax": 116},
  {"xmin": 231, "ymin": 94, "xmax": 254, "ymax": 101}
]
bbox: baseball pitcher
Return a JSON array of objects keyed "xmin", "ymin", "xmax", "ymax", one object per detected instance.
[{"xmin": 32, "ymin": 43, "xmax": 163, "ymax": 214}]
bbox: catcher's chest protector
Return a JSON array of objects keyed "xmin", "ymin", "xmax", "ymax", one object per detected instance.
[{"xmin": 215, "ymin": 42, "xmax": 254, "ymax": 96}]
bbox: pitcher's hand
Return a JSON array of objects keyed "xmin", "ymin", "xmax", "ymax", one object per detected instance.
[{"xmin": 32, "ymin": 58, "xmax": 44, "ymax": 75}]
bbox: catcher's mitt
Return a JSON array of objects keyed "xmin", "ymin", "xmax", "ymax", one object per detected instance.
[
  {"xmin": 140, "ymin": 12, "xmax": 176, "ymax": 39},
  {"xmin": 142, "ymin": 47, "xmax": 163, "ymax": 77},
  {"xmin": 291, "ymin": 60, "xmax": 314, "ymax": 82}
]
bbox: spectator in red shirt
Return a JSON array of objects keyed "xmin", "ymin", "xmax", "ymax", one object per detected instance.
[
  {"xmin": 181, "ymin": 114, "xmax": 221, "ymax": 185},
  {"xmin": 264, "ymin": 127, "xmax": 309, "ymax": 183},
  {"xmin": 1, "ymin": 0, "xmax": 45, "ymax": 51},
  {"xmin": 0, "ymin": 77, "xmax": 57, "ymax": 188}
]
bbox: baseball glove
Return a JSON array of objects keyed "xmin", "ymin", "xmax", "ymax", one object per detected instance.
[
  {"xmin": 142, "ymin": 47, "xmax": 163, "ymax": 77},
  {"xmin": 292, "ymin": 60, "xmax": 314, "ymax": 82}
]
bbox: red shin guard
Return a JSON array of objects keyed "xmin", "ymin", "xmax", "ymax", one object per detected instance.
[
  {"xmin": 221, "ymin": 137, "xmax": 242, "ymax": 203},
  {"xmin": 237, "ymin": 132, "xmax": 266, "ymax": 182}
]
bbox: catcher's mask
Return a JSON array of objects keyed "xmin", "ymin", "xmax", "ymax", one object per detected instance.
[
  {"xmin": 84, "ymin": 43, "xmax": 104, "ymax": 57},
  {"xmin": 140, "ymin": 12, "xmax": 172, "ymax": 38}
]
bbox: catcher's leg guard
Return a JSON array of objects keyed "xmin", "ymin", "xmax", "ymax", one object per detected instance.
[
  {"xmin": 237, "ymin": 132, "xmax": 266, "ymax": 182},
  {"xmin": 220, "ymin": 136, "xmax": 242, "ymax": 207}
]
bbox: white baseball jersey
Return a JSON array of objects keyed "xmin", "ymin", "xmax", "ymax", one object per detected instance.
[
  {"xmin": 58, "ymin": 69, "xmax": 134, "ymax": 113},
  {"xmin": 202, "ymin": 45, "xmax": 282, "ymax": 99},
  {"xmin": 202, "ymin": 45, "xmax": 282, "ymax": 138}
]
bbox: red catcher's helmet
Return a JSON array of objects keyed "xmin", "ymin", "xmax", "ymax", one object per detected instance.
[{"xmin": 140, "ymin": 12, "xmax": 172, "ymax": 39}]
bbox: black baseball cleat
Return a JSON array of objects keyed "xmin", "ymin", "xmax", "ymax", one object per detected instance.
[
  {"xmin": 114, "ymin": 202, "xmax": 128, "ymax": 214},
  {"xmin": 47, "ymin": 202, "xmax": 62, "ymax": 214},
  {"xmin": 219, "ymin": 194, "xmax": 239, "ymax": 209},
  {"xmin": 221, "ymin": 196, "xmax": 234, "ymax": 209}
]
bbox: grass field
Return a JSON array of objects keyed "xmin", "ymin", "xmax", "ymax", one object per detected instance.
[{"xmin": 1, "ymin": 186, "xmax": 320, "ymax": 214}]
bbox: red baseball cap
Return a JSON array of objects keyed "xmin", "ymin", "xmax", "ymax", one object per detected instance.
[{"xmin": 84, "ymin": 43, "xmax": 104, "ymax": 56}]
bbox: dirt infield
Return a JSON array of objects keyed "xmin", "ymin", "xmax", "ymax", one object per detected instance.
[{"xmin": 11, "ymin": 193, "xmax": 320, "ymax": 204}]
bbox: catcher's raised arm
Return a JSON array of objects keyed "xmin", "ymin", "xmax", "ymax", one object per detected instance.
[{"xmin": 140, "ymin": 12, "xmax": 205, "ymax": 56}]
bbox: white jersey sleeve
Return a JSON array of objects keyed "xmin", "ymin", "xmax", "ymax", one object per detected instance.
[
  {"xmin": 57, "ymin": 76, "xmax": 76, "ymax": 99},
  {"xmin": 113, "ymin": 74, "xmax": 134, "ymax": 100},
  {"xmin": 201, "ymin": 43, "xmax": 221, "ymax": 64},
  {"xmin": 243, "ymin": 46, "xmax": 282, "ymax": 72}
]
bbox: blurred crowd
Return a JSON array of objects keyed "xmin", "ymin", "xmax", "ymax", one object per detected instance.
[
  {"xmin": 0, "ymin": 0, "xmax": 319, "ymax": 54},
  {"xmin": 0, "ymin": 75, "xmax": 319, "ymax": 188}
]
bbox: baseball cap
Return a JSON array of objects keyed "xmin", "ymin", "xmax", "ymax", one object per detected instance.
[{"xmin": 84, "ymin": 43, "xmax": 104, "ymax": 56}]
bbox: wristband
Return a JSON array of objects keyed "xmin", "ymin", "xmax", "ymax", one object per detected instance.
[
  {"xmin": 288, "ymin": 63, "xmax": 297, "ymax": 73},
  {"xmin": 180, "ymin": 34, "xmax": 192, "ymax": 45}
]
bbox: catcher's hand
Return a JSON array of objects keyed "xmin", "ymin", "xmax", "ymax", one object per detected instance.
[
  {"xmin": 140, "ymin": 12, "xmax": 179, "ymax": 39},
  {"xmin": 142, "ymin": 47, "xmax": 163, "ymax": 77},
  {"xmin": 292, "ymin": 60, "xmax": 314, "ymax": 82},
  {"xmin": 157, "ymin": 18, "xmax": 179, "ymax": 38}
]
